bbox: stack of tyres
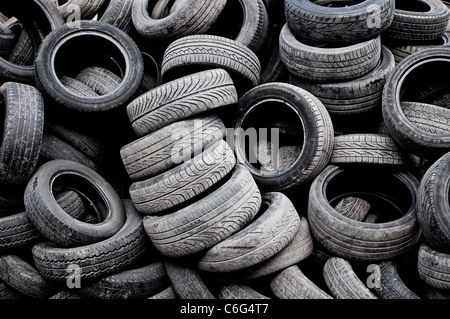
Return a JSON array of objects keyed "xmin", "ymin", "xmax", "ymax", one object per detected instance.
[{"xmin": 0, "ymin": 0, "xmax": 448, "ymax": 302}]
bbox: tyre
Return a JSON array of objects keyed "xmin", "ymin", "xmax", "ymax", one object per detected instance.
[
  {"xmin": 24, "ymin": 160, "xmax": 125, "ymax": 247},
  {"xmin": 329, "ymin": 134, "xmax": 409, "ymax": 166},
  {"xmin": 235, "ymin": 214, "xmax": 313, "ymax": 280},
  {"xmin": 131, "ymin": 140, "xmax": 236, "ymax": 215},
  {"xmin": 285, "ymin": 0, "xmax": 395, "ymax": 44},
  {"xmin": 270, "ymin": 265, "xmax": 333, "ymax": 299},
  {"xmin": 132, "ymin": 0, "xmax": 227, "ymax": 40},
  {"xmin": 373, "ymin": 261, "xmax": 420, "ymax": 299},
  {"xmin": 418, "ymin": 242, "xmax": 450, "ymax": 291},
  {"xmin": 161, "ymin": 35, "xmax": 261, "ymax": 94},
  {"xmin": 39, "ymin": 134, "xmax": 99, "ymax": 172},
  {"xmin": 0, "ymin": 23, "xmax": 15, "ymax": 57},
  {"xmin": 0, "ymin": 190, "xmax": 85, "ymax": 252},
  {"xmin": 0, "ymin": 82, "xmax": 44, "ymax": 186},
  {"xmin": 289, "ymin": 45, "xmax": 395, "ymax": 116},
  {"xmin": 384, "ymin": 0, "xmax": 449, "ymax": 43},
  {"xmin": 307, "ymin": 165, "xmax": 422, "ymax": 262},
  {"xmin": 74, "ymin": 66, "xmax": 123, "ymax": 96},
  {"xmin": 143, "ymin": 164, "xmax": 261, "ymax": 257},
  {"xmin": 164, "ymin": 259, "xmax": 215, "ymax": 299},
  {"xmin": 218, "ymin": 284, "xmax": 269, "ymax": 299},
  {"xmin": 279, "ymin": 23, "xmax": 382, "ymax": 82},
  {"xmin": 0, "ymin": 254, "xmax": 58, "ymax": 299},
  {"xmin": 98, "ymin": 0, "xmax": 135, "ymax": 32},
  {"xmin": 401, "ymin": 101, "xmax": 450, "ymax": 135},
  {"xmin": 127, "ymin": 68, "xmax": 237, "ymax": 137},
  {"xmin": 417, "ymin": 151, "xmax": 450, "ymax": 252},
  {"xmin": 323, "ymin": 257, "xmax": 377, "ymax": 299},
  {"xmin": 31, "ymin": 200, "xmax": 148, "ymax": 281},
  {"xmin": 333, "ymin": 196, "xmax": 371, "ymax": 221},
  {"xmin": 80, "ymin": 261, "xmax": 169, "ymax": 299},
  {"xmin": 121, "ymin": 114, "xmax": 226, "ymax": 181},
  {"xmin": 0, "ymin": 0, "xmax": 64, "ymax": 84},
  {"xmin": 197, "ymin": 192, "xmax": 300, "ymax": 273},
  {"xmin": 233, "ymin": 82, "xmax": 334, "ymax": 192},
  {"xmin": 206, "ymin": 0, "xmax": 270, "ymax": 53},
  {"xmin": 35, "ymin": 20, "xmax": 144, "ymax": 113},
  {"xmin": 382, "ymin": 47, "xmax": 450, "ymax": 158},
  {"xmin": 148, "ymin": 285, "xmax": 177, "ymax": 299},
  {"xmin": 388, "ymin": 33, "xmax": 450, "ymax": 63}
]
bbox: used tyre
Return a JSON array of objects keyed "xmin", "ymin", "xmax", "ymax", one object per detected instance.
[{"xmin": 35, "ymin": 20, "xmax": 144, "ymax": 113}]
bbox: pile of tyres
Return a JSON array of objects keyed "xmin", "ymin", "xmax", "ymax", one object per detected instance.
[{"xmin": 0, "ymin": 0, "xmax": 449, "ymax": 300}]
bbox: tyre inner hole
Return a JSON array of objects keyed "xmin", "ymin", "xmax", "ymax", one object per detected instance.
[
  {"xmin": 395, "ymin": 0, "xmax": 431, "ymax": 12},
  {"xmin": 326, "ymin": 169, "xmax": 413, "ymax": 223},
  {"xmin": 53, "ymin": 33, "xmax": 126, "ymax": 97},
  {"xmin": 51, "ymin": 173, "xmax": 109, "ymax": 223},
  {"xmin": 238, "ymin": 99, "xmax": 305, "ymax": 174}
]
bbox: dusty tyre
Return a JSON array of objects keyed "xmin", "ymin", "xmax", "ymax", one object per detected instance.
[
  {"xmin": 161, "ymin": 35, "xmax": 261, "ymax": 94},
  {"xmin": 270, "ymin": 265, "xmax": 333, "ymax": 299},
  {"xmin": 131, "ymin": 140, "xmax": 236, "ymax": 215},
  {"xmin": 284, "ymin": 0, "xmax": 395, "ymax": 44},
  {"xmin": 132, "ymin": 0, "xmax": 227, "ymax": 40},
  {"xmin": 289, "ymin": 45, "xmax": 395, "ymax": 116},
  {"xmin": 382, "ymin": 47, "xmax": 450, "ymax": 158},
  {"xmin": 127, "ymin": 68, "xmax": 237, "ymax": 137},
  {"xmin": 35, "ymin": 20, "xmax": 144, "ymax": 113},
  {"xmin": 279, "ymin": 23, "xmax": 382, "ymax": 82},
  {"xmin": 323, "ymin": 257, "xmax": 377, "ymax": 299},
  {"xmin": 143, "ymin": 164, "xmax": 260, "ymax": 257},
  {"xmin": 31, "ymin": 200, "xmax": 148, "ymax": 281},
  {"xmin": 385, "ymin": 0, "xmax": 449, "ymax": 43},
  {"xmin": 121, "ymin": 114, "xmax": 226, "ymax": 181},
  {"xmin": 417, "ymin": 151, "xmax": 450, "ymax": 252},
  {"xmin": 0, "ymin": 82, "xmax": 44, "ymax": 186},
  {"xmin": 233, "ymin": 82, "xmax": 334, "ymax": 192},
  {"xmin": 418, "ymin": 242, "xmax": 450, "ymax": 291},
  {"xmin": 307, "ymin": 165, "xmax": 422, "ymax": 262},
  {"xmin": 197, "ymin": 192, "xmax": 300, "ymax": 273},
  {"xmin": 24, "ymin": 160, "xmax": 125, "ymax": 247}
]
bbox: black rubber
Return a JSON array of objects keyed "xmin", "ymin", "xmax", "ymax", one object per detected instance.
[
  {"xmin": 132, "ymin": 0, "xmax": 227, "ymax": 40},
  {"xmin": 197, "ymin": 191, "xmax": 300, "ymax": 273},
  {"xmin": 384, "ymin": 0, "xmax": 449, "ymax": 43},
  {"xmin": 382, "ymin": 47, "xmax": 450, "ymax": 158},
  {"xmin": 24, "ymin": 160, "xmax": 125, "ymax": 247},
  {"xmin": 417, "ymin": 151, "xmax": 450, "ymax": 252},
  {"xmin": 307, "ymin": 165, "xmax": 422, "ymax": 262},
  {"xmin": 31, "ymin": 200, "xmax": 148, "ymax": 281},
  {"xmin": 143, "ymin": 164, "xmax": 260, "ymax": 257},
  {"xmin": 35, "ymin": 20, "xmax": 144, "ymax": 112},
  {"xmin": 279, "ymin": 23, "xmax": 382, "ymax": 82},
  {"xmin": 0, "ymin": 82, "xmax": 45, "ymax": 186},
  {"xmin": 121, "ymin": 114, "xmax": 226, "ymax": 181},
  {"xmin": 131, "ymin": 139, "xmax": 236, "ymax": 215},
  {"xmin": 285, "ymin": 0, "xmax": 395, "ymax": 44},
  {"xmin": 233, "ymin": 82, "xmax": 334, "ymax": 192},
  {"xmin": 290, "ymin": 45, "xmax": 395, "ymax": 116}
]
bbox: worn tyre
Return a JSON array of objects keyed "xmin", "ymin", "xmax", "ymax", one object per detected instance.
[
  {"xmin": 197, "ymin": 192, "xmax": 300, "ymax": 273},
  {"xmin": 307, "ymin": 165, "xmax": 422, "ymax": 262},
  {"xmin": 279, "ymin": 23, "xmax": 382, "ymax": 82},
  {"xmin": 35, "ymin": 20, "xmax": 144, "ymax": 112},
  {"xmin": 234, "ymin": 82, "xmax": 334, "ymax": 192},
  {"xmin": 24, "ymin": 160, "xmax": 125, "ymax": 247},
  {"xmin": 285, "ymin": 0, "xmax": 395, "ymax": 44}
]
